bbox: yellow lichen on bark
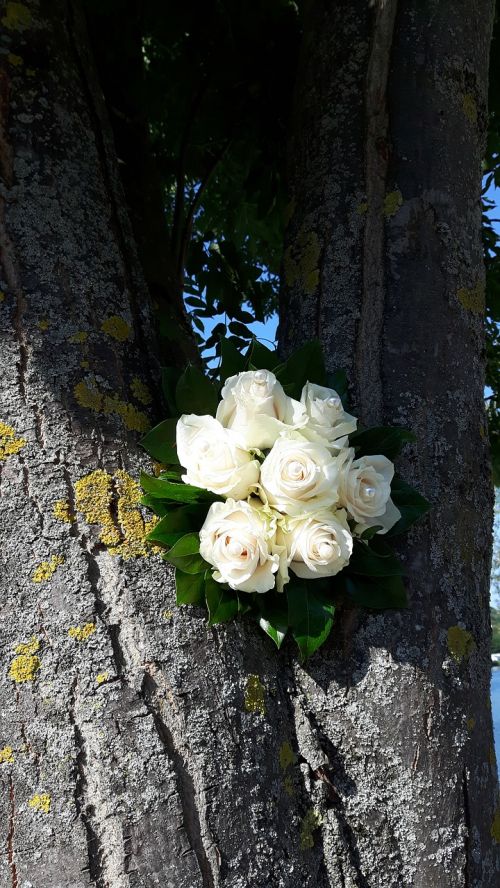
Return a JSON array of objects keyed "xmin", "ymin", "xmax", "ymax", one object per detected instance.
[
  {"xmin": 131, "ymin": 376, "xmax": 152, "ymax": 405},
  {"xmin": 279, "ymin": 741, "xmax": 296, "ymax": 770},
  {"xmin": 68, "ymin": 331, "xmax": 88, "ymax": 343},
  {"xmin": 68, "ymin": 622, "xmax": 96, "ymax": 642},
  {"xmin": 457, "ymin": 281, "xmax": 485, "ymax": 314},
  {"xmin": 383, "ymin": 190, "xmax": 403, "ymax": 217},
  {"xmin": 283, "ymin": 230, "xmax": 320, "ymax": 295},
  {"xmin": 74, "ymin": 380, "xmax": 150, "ymax": 432},
  {"xmin": 462, "ymin": 93, "xmax": 478, "ymax": 124},
  {"xmin": 15, "ymin": 637, "xmax": 40, "ymax": 655},
  {"xmin": 0, "ymin": 746, "xmax": 14, "ymax": 764},
  {"xmin": 109, "ymin": 470, "xmax": 160, "ymax": 557},
  {"xmin": 101, "ymin": 315, "xmax": 132, "ymax": 341},
  {"xmin": 244, "ymin": 674, "xmax": 266, "ymax": 715},
  {"xmin": 102, "ymin": 393, "xmax": 150, "ymax": 433},
  {"xmin": 9, "ymin": 653, "xmax": 41, "ymax": 682},
  {"xmin": 32, "ymin": 555, "xmax": 64, "ymax": 583},
  {"xmin": 96, "ymin": 672, "xmax": 109, "ymax": 685},
  {"xmin": 1, "ymin": 2, "xmax": 31, "ymax": 31},
  {"xmin": 0, "ymin": 421, "xmax": 26, "ymax": 460},
  {"xmin": 75, "ymin": 469, "xmax": 160, "ymax": 558},
  {"xmin": 53, "ymin": 499, "xmax": 74, "ymax": 523},
  {"xmin": 28, "ymin": 793, "xmax": 51, "ymax": 814},
  {"xmin": 74, "ymin": 380, "xmax": 102, "ymax": 412},
  {"xmin": 74, "ymin": 469, "xmax": 120, "ymax": 546},
  {"xmin": 300, "ymin": 809, "xmax": 323, "ymax": 850},
  {"xmin": 447, "ymin": 625, "xmax": 476, "ymax": 662}
]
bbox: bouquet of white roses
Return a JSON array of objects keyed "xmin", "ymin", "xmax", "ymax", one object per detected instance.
[{"xmin": 140, "ymin": 340, "xmax": 429, "ymax": 659}]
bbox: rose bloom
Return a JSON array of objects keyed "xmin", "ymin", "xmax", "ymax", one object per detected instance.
[
  {"xmin": 216, "ymin": 369, "xmax": 307, "ymax": 450},
  {"xmin": 176, "ymin": 414, "xmax": 260, "ymax": 499},
  {"xmin": 283, "ymin": 509, "xmax": 353, "ymax": 579},
  {"xmin": 338, "ymin": 451, "xmax": 401, "ymax": 534},
  {"xmin": 300, "ymin": 382, "xmax": 357, "ymax": 449},
  {"xmin": 199, "ymin": 499, "xmax": 280, "ymax": 593},
  {"xmin": 260, "ymin": 436, "xmax": 341, "ymax": 516}
]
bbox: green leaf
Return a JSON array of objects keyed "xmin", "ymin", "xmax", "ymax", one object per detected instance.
[
  {"xmin": 387, "ymin": 477, "xmax": 431, "ymax": 537},
  {"xmin": 220, "ymin": 337, "xmax": 247, "ymax": 382},
  {"xmin": 145, "ymin": 505, "xmax": 209, "ymax": 547},
  {"xmin": 275, "ymin": 340, "xmax": 326, "ymax": 398},
  {"xmin": 287, "ymin": 581, "xmax": 335, "ymax": 661},
  {"xmin": 346, "ymin": 540, "xmax": 404, "ymax": 577},
  {"xmin": 337, "ymin": 574, "xmax": 408, "ymax": 609},
  {"xmin": 175, "ymin": 365, "xmax": 219, "ymax": 416},
  {"xmin": 205, "ymin": 574, "xmax": 239, "ymax": 624},
  {"xmin": 139, "ymin": 418, "xmax": 179, "ymax": 465},
  {"xmin": 161, "ymin": 367, "xmax": 182, "ymax": 416},
  {"xmin": 359, "ymin": 525, "xmax": 384, "ymax": 540},
  {"xmin": 348, "ymin": 427, "xmax": 416, "ymax": 461},
  {"xmin": 176, "ymin": 569, "xmax": 206, "ymax": 606},
  {"xmin": 162, "ymin": 532, "xmax": 209, "ymax": 574},
  {"xmin": 228, "ymin": 320, "xmax": 252, "ymax": 338},
  {"xmin": 140, "ymin": 495, "xmax": 171, "ymax": 518},
  {"xmin": 256, "ymin": 592, "xmax": 288, "ymax": 648},
  {"xmin": 246, "ymin": 339, "xmax": 280, "ymax": 370},
  {"xmin": 140, "ymin": 472, "xmax": 218, "ymax": 504}
]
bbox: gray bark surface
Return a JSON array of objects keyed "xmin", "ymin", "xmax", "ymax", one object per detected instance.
[
  {"xmin": 0, "ymin": 2, "xmax": 349, "ymax": 887},
  {"xmin": 0, "ymin": 1, "xmax": 498, "ymax": 887},
  {"xmin": 280, "ymin": 0, "xmax": 500, "ymax": 886}
]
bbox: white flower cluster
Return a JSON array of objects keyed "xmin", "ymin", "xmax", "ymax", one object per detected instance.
[{"xmin": 176, "ymin": 370, "xmax": 400, "ymax": 594}]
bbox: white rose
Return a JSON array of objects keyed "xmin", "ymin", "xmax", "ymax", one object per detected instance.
[
  {"xmin": 199, "ymin": 499, "xmax": 280, "ymax": 593},
  {"xmin": 338, "ymin": 452, "xmax": 401, "ymax": 534},
  {"xmin": 300, "ymin": 382, "xmax": 357, "ymax": 448},
  {"xmin": 176, "ymin": 415, "xmax": 260, "ymax": 499},
  {"xmin": 284, "ymin": 509, "xmax": 353, "ymax": 579},
  {"xmin": 216, "ymin": 369, "xmax": 307, "ymax": 450},
  {"xmin": 260, "ymin": 436, "xmax": 341, "ymax": 516}
]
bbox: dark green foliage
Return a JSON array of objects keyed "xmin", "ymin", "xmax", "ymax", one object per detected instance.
[
  {"xmin": 275, "ymin": 340, "xmax": 326, "ymax": 399},
  {"xmin": 90, "ymin": 0, "xmax": 299, "ymax": 365},
  {"xmin": 386, "ymin": 478, "xmax": 431, "ymax": 537},
  {"xmin": 348, "ymin": 427, "xmax": 416, "ymax": 461},
  {"xmin": 346, "ymin": 540, "xmax": 405, "ymax": 578},
  {"xmin": 287, "ymin": 582, "xmax": 335, "ymax": 662},
  {"xmin": 140, "ymin": 419, "xmax": 179, "ymax": 464}
]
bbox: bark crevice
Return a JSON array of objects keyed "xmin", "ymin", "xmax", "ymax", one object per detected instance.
[
  {"xmin": 140, "ymin": 669, "xmax": 219, "ymax": 888},
  {"xmin": 69, "ymin": 681, "xmax": 107, "ymax": 887}
]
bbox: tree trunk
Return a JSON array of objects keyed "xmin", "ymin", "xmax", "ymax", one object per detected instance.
[
  {"xmin": 1, "ymin": 1, "xmax": 499, "ymax": 888},
  {"xmin": 0, "ymin": 3, "xmax": 334, "ymax": 887},
  {"xmin": 280, "ymin": 0, "xmax": 500, "ymax": 885}
]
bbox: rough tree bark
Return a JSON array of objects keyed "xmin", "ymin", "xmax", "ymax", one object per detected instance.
[
  {"xmin": 0, "ymin": 2, "xmax": 498, "ymax": 888},
  {"xmin": 280, "ymin": 0, "xmax": 500, "ymax": 885}
]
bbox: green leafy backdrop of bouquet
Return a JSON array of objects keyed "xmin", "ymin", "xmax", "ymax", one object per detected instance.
[{"xmin": 140, "ymin": 339, "xmax": 429, "ymax": 660}]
